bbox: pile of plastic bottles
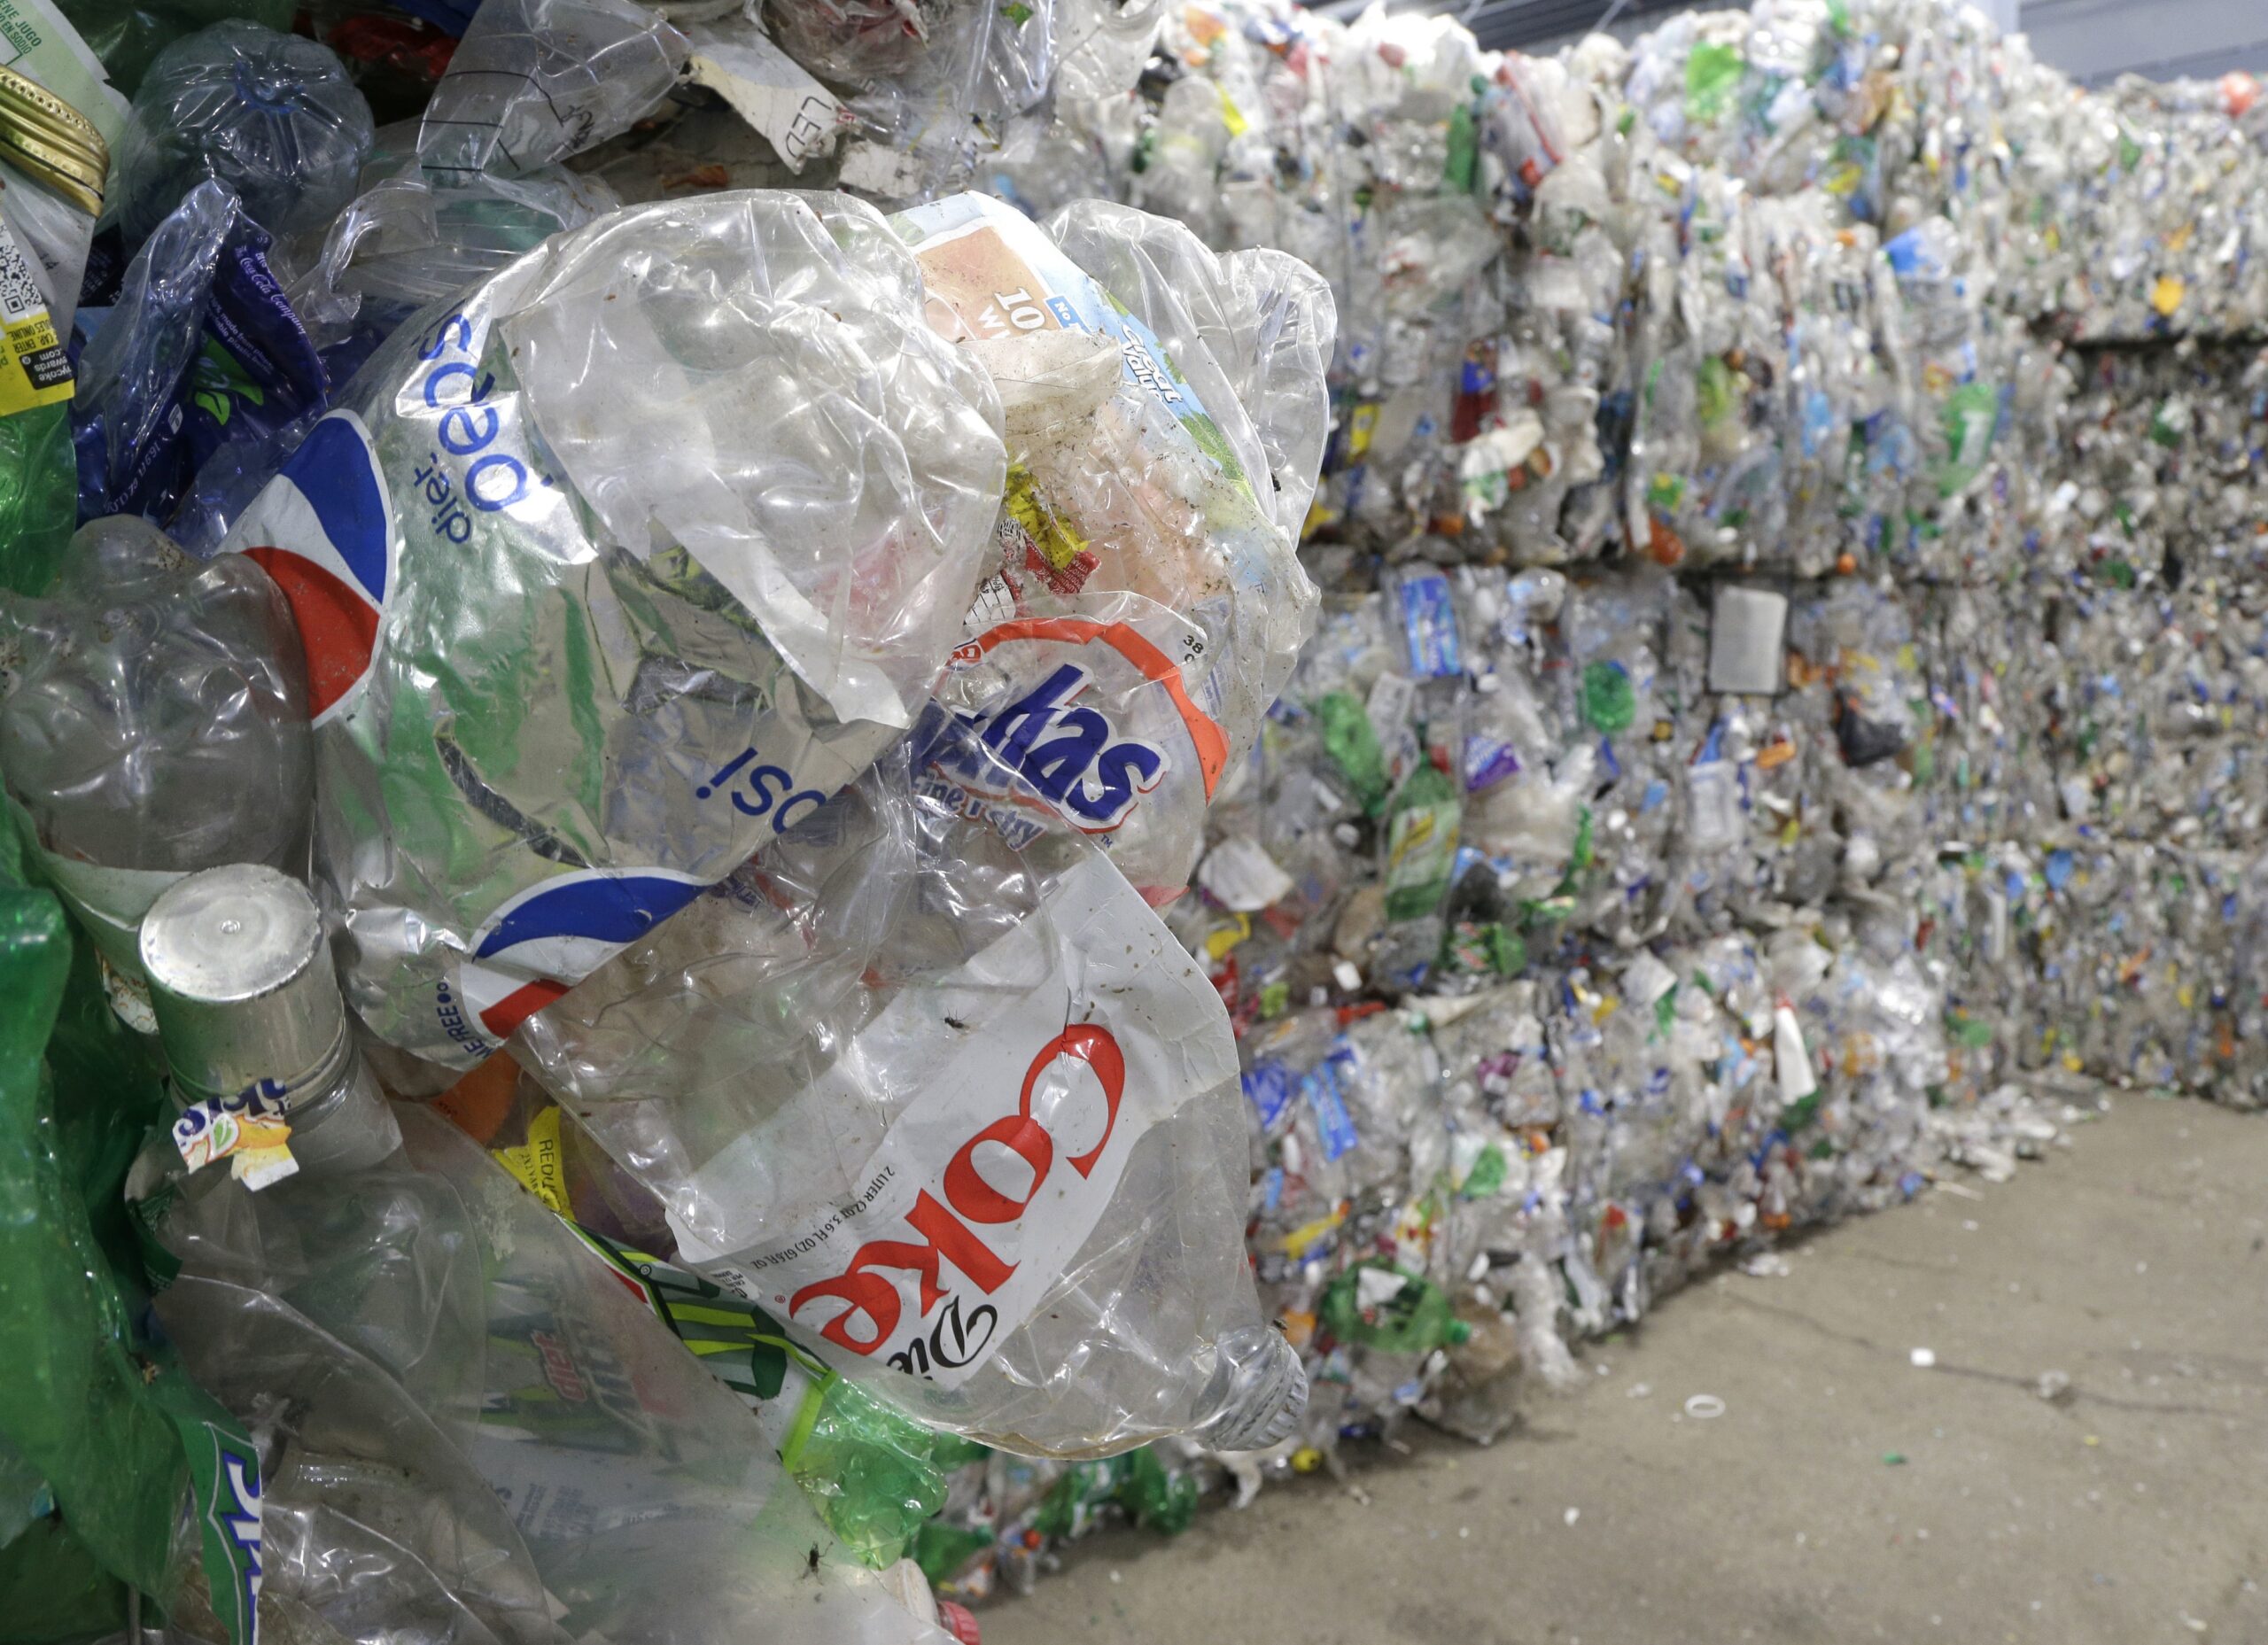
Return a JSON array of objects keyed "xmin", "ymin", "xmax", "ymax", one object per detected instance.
[
  {"xmin": 8, "ymin": 0, "xmax": 2268, "ymax": 1631},
  {"xmin": 0, "ymin": 3, "xmax": 1356, "ymax": 1638},
  {"xmin": 895, "ymin": 0, "xmax": 2268, "ymax": 1601}
]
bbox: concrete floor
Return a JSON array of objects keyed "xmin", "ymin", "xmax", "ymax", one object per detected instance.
[{"xmin": 984, "ymin": 1097, "xmax": 2268, "ymax": 1645}]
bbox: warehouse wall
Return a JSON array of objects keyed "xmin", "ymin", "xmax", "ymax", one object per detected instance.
[{"xmin": 2020, "ymin": 0, "xmax": 2268, "ymax": 84}]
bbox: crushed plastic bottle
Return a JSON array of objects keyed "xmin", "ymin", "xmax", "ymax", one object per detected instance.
[
  {"xmin": 109, "ymin": 19, "xmax": 374, "ymax": 246},
  {"xmin": 137, "ymin": 1105, "xmax": 963, "ymax": 1645},
  {"xmin": 515, "ymin": 734, "xmax": 1307, "ymax": 1457},
  {"xmin": 0, "ymin": 516, "xmax": 311, "ymax": 1019}
]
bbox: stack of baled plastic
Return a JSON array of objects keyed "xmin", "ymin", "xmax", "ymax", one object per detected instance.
[
  {"xmin": 0, "ymin": 1, "xmax": 1375, "ymax": 1634},
  {"xmin": 917, "ymin": 0, "xmax": 2268, "ymax": 1602}
]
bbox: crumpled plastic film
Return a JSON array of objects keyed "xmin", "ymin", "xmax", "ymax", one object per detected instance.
[
  {"xmin": 219, "ymin": 190, "xmax": 1007, "ymax": 1073},
  {"xmin": 416, "ymin": 0, "xmax": 690, "ymax": 182}
]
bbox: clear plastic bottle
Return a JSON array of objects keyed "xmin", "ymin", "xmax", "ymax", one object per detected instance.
[
  {"xmin": 139, "ymin": 863, "xmax": 400, "ymax": 1176},
  {"xmin": 111, "ymin": 19, "xmax": 374, "ymax": 244},
  {"xmin": 0, "ymin": 515, "xmax": 312, "ymax": 1008}
]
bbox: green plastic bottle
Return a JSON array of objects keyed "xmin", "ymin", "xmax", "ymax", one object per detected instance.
[
  {"xmin": 0, "ymin": 795, "xmax": 263, "ymax": 1645},
  {"xmin": 1383, "ymin": 762, "xmax": 1462, "ymax": 921},
  {"xmin": 1320, "ymin": 1261, "xmax": 1474, "ymax": 1354},
  {"xmin": 1316, "ymin": 690, "xmax": 1393, "ymax": 817}
]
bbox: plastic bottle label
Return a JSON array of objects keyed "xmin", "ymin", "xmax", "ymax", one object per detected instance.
[
  {"xmin": 1398, "ymin": 570, "xmax": 1464, "ymax": 678},
  {"xmin": 1302, "ymin": 1050, "xmax": 1361, "ymax": 1162},
  {"xmin": 0, "ymin": 217, "xmax": 72, "ymax": 419}
]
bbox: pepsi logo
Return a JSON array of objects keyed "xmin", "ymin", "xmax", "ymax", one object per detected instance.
[
  {"xmin": 454, "ymin": 868, "xmax": 708, "ymax": 1044},
  {"xmin": 234, "ymin": 412, "xmax": 394, "ymax": 725}
]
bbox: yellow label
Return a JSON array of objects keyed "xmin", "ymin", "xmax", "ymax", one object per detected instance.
[
  {"xmin": 2150, "ymin": 275, "xmax": 2186, "ymax": 317},
  {"xmin": 1202, "ymin": 912, "xmax": 1252, "ymax": 962},
  {"xmin": 495, "ymin": 1104, "xmax": 569, "ymax": 1215},
  {"xmin": 1003, "ymin": 461, "xmax": 1088, "ymax": 571},
  {"xmin": 1280, "ymin": 1206, "xmax": 1347, "ymax": 1255},
  {"xmin": 1345, "ymin": 401, "xmax": 1381, "ymax": 461},
  {"xmin": 1217, "ymin": 88, "xmax": 1249, "ymax": 137},
  {"xmin": 0, "ymin": 221, "xmax": 71, "ymax": 418}
]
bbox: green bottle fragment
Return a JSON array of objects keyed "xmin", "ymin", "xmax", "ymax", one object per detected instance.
[
  {"xmin": 1383, "ymin": 762, "xmax": 1461, "ymax": 922},
  {"xmin": 1116, "ymin": 1447, "xmax": 1200, "ymax": 1535},
  {"xmin": 1316, "ymin": 690, "xmax": 1393, "ymax": 817},
  {"xmin": 1937, "ymin": 381, "xmax": 2001, "ymax": 499},
  {"xmin": 1581, "ymin": 662, "xmax": 1636, "ymax": 733},
  {"xmin": 1463, "ymin": 1144, "xmax": 1509, "ymax": 1199},
  {"xmin": 930, "ymin": 1432, "xmax": 993, "ymax": 1472},
  {"xmin": 1444, "ymin": 102, "xmax": 1478, "ymax": 193},
  {"xmin": 1033, "ymin": 1458, "xmax": 1122, "ymax": 1540},
  {"xmin": 1697, "ymin": 355, "xmax": 1737, "ymax": 429},
  {"xmin": 1685, "ymin": 43, "xmax": 1745, "ymax": 124},
  {"xmin": 0, "ymin": 400, "xmax": 74, "ymax": 598},
  {"xmin": 0, "ymin": 803, "xmax": 260, "ymax": 1643},
  {"xmin": 912, "ymin": 1519, "xmax": 997, "ymax": 1587},
  {"xmin": 1028, "ymin": 1447, "xmax": 1200, "ymax": 1544},
  {"xmin": 781, "ymin": 1377, "xmax": 951, "ymax": 1569},
  {"xmin": 1320, "ymin": 1261, "xmax": 1474, "ymax": 1354}
]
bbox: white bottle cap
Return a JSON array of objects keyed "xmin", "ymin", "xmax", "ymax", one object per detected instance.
[{"xmin": 139, "ymin": 864, "xmax": 347, "ymax": 1106}]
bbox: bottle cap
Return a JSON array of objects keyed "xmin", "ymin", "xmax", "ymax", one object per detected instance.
[
  {"xmin": 140, "ymin": 865, "xmax": 348, "ymax": 1105},
  {"xmin": 0, "ymin": 66, "xmax": 105, "ymax": 217}
]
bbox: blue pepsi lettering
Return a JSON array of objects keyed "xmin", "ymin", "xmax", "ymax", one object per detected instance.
[
  {"xmin": 439, "ymin": 405, "xmax": 498, "ymax": 454},
  {"xmin": 431, "ymin": 981, "xmax": 493, "ymax": 1055},
  {"xmin": 423, "ymin": 361, "xmax": 481, "ymax": 407},
  {"xmin": 418, "ymin": 313, "xmax": 472, "ymax": 359},
  {"xmin": 732, "ymin": 764, "xmax": 795, "ymax": 819},
  {"xmin": 698, "ymin": 746, "xmax": 826, "ymax": 836},
  {"xmin": 411, "ymin": 312, "xmax": 531, "ymax": 533},
  {"xmin": 466, "ymin": 453, "xmax": 528, "ymax": 511},
  {"xmin": 773, "ymin": 789, "xmax": 825, "ymax": 833}
]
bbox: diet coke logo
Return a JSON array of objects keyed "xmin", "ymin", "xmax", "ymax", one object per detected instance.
[{"xmin": 787, "ymin": 1024, "xmax": 1126, "ymax": 1363}]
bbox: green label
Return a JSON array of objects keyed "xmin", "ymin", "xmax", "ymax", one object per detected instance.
[{"xmin": 148, "ymin": 1376, "xmax": 260, "ymax": 1645}]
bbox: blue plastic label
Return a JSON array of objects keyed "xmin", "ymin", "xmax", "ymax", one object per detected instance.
[
  {"xmin": 1398, "ymin": 570, "xmax": 1463, "ymax": 678},
  {"xmin": 1463, "ymin": 732, "xmax": 1522, "ymax": 791},
  {"xmin": 1242, "ymin": 1060, "xmax": 1294, "ymax": 1129},
  {"xmin": 1303, "ymin": 1051, "xmax": 1361, "ymax": 1162}
]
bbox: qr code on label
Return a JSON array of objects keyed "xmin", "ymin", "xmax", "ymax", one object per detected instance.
[{"xmin": 0, "ymin": 229, "xmax": 46, "ymax": 323}]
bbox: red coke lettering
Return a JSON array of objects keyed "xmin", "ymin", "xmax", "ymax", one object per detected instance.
[{"xmin": 787, "ymin": 1023, "xmax": 1128, "ymax": 1359}]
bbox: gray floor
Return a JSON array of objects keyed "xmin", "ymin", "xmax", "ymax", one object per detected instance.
[{"xmin": 983, "ymin": 1097, "xmax": 2268, "ymax": 1645}]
